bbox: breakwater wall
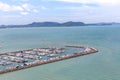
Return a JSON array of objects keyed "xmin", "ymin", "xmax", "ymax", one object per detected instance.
[{"xmin": 0, "ymin": 46, "xmax": 98, "ymax": 74}]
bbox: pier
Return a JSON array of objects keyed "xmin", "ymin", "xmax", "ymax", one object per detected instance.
[{"xmin": 0, "ymin": 46, "xmax": 98, "ymax": 74}]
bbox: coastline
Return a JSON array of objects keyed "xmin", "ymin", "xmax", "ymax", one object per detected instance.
[{"xmin": 0, "ymin": 21, "xmax": 117, "ymax": 30}]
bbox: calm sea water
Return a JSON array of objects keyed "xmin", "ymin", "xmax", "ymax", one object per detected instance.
[{"xmin": 0, "ymin": 25, "xmax": 120, "ymax": 80}]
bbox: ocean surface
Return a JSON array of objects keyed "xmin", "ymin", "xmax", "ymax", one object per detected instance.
[{"xmin": 0, "ymin": 25, "xmax": 120, "ymax": 80}]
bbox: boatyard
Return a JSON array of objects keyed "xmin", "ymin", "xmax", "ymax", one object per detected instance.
[{"xmin": 0, "ymin": 46, "xmax": 98, "ymax": 74}]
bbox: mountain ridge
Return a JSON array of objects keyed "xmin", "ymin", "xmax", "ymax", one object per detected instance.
[{"xmin": 0, "ymin": 21, "xmax": 119, "ymax": 29}]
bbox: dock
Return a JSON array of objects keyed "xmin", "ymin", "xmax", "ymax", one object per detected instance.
[{"xmin": 0, "ymin": 46, "xmax": 98, "ymax": 74}]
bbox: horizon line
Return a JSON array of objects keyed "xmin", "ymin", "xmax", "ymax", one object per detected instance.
[{"xmin": 0, "ymin": 21, "xmax": 119, "ymax": 26}]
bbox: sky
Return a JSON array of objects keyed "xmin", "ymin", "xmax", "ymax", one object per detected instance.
[{"xmin": 0, "ymin": 0, "xmax": 120, "ymax": 25}]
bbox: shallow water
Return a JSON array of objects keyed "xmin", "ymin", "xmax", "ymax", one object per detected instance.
[{"xmin": 0, "ymin": 25, "xmax": 120, "ymax": 80}]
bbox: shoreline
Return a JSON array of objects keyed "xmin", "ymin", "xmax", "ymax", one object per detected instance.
[{"xmin": 0, "ymin": 46, "xmax": 98, "ymax": 75}]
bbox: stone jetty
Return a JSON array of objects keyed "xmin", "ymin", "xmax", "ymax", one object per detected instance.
[{"xmin": 0, "ymin": 46, "xmax": 98, "ymax": 74}]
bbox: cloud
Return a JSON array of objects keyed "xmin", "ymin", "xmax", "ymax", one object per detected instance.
[
  {"xmin": 33, "ymin": 9, "xmax": 39, "ymax": 13},
  {"xmin": 0, "ymin": 1, "xmax": 23, "ymax": 11},
  {"xmin": 50, "ymin": 0, "xmax": 120, "ymax": 6},
  {"xmin": 41, "ymin": 6, "xmax": 47, "ymax": 10},
  {"xmin": 21, "ymin": 3, "xmax": 31, "ymax": 11},
  {"xmin": 12, "ymin": 0, "xmax": 29, "ymax": 2},
  {"xmin": 20, "ymin": 12, "xmax": 29, "ymax": 15},
  {"xmin": 20, "ymin": 0, "xmax": 29, "ymax": 2},
  {"xmin": 0, "ymin": 1, "xmax": 38, "ymax": 15}
]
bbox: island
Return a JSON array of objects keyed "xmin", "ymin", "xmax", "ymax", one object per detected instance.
[
  {"xmin": 0, "ymin": 21, "xmax": 118, "ymax": 29},
  {"xmin": 0, "ymin": 45, "xmax": 98, "ymax": 74}
]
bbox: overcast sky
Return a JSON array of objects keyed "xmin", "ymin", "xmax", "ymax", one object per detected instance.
[{"xmin": 0, "ymin": 0, "xmax": 120, "ymax": 25}]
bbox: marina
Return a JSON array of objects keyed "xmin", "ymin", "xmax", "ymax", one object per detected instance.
[{"xmin": 0, "ymin": 46, "xmax": 98, "ymax": 74}]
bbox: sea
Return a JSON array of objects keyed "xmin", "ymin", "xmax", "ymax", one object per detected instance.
[{"xmin": 0, "ymin": 25, "xmax": 120, "ymax": 80}]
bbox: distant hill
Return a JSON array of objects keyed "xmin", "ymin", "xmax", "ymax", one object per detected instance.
[
  {"xmin": 28, "ymin": 22, "xmax": 61, "ymax": 27},
  {"xmin": 28, "ymin": 21, "xmax": 85, "ymax": 27},
  {"xmin": 0, "ymin": 21, "xmax": 119, "ymax": 29},
  {"xmin": 61, "ymin": 21, "xmax": 85, "ymax": 26}
]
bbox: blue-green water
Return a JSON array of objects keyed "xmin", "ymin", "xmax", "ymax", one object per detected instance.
[{"xmin": 0, "ymin": 25, "xmax": 120, "ymax": 80}]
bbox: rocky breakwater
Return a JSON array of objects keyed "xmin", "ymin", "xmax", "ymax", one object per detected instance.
[{"xmin": 0, "ymin": 46, "xmax": 98, "ymax": 74}]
